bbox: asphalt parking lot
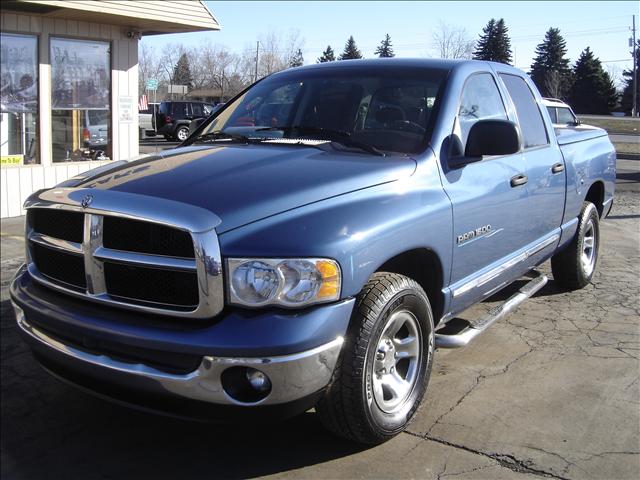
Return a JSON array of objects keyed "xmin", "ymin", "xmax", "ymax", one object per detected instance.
[{"xmin": 1, "ymin": 159, "xmax": 638, "ymax": 480}]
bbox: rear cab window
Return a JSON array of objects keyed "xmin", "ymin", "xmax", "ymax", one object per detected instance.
[{"xmin": 500, "ymin": 74, "xmax": 549, "ymax": 148}]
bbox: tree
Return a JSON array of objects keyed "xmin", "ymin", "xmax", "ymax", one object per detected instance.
[
  {"xmin": 569, "ymin": 47, "xmax": 618, "ymax": 114},
  {"xmin": 172, "ymin": 52, "xmax": 193, "ymax": 88},
  {"xmin": 432, "ymin": 21, "xmax": 474, "ymax": 59},
  {"xmin": 138, "ymin": 43, "xmax": 161, "ymax": 95},
  {"xmin": 529, "ymin": 28, "xmax": 572, "ymax": 99},
  {"xmin": 339, "ymin": 36, "xmax": 363, "ymax": 60},
  {"xmin": 317, "ymin": 45, "xmax": 336, "ymax": 63},
  {"xmin": 620, "ymin": 39, "xmax": 639, "ymax": 115},
  {"xmin": 375, "ymin": 34, "xmax": 395, "ymax": 58},
  {"xmin": 289, "ymin": 48, "xmax": 304, "ymax": 67},
  {"xmin": 473, "ymin": 18, "xmax": 512, "ymax": 64}
]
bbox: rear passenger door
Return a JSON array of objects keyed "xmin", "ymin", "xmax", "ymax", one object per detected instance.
[
  {"xmin": 441, "ymin": 72, "xmax": 531, "ymax": 312},
  {"xmin": 500, "ymin": 74, "xmax": 565, "ymax": 248}
]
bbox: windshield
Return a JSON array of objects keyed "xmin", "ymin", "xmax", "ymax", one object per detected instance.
[{"xmin": 193, "ymin": 66, "xmax": 447, "ymax": 154}]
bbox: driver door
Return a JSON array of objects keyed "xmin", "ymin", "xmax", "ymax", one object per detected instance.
[{"xmin": 441, "ymin": 72, "xmax": 530, "ymax": 313}]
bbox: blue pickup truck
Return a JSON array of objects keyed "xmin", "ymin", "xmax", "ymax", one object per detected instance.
[{"xmin": 11, "ymin": 59, "xmax": 615, "ymax": 444}]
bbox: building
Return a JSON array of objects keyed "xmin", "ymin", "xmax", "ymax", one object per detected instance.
[{"xmin": 0, "ymin": 0, "xmax": 219, "ymax": 218}]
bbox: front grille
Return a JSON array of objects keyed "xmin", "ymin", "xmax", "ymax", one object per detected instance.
[
  {"xmin": 25, "ymin": 197, "xmax": 223, "ymax": 320},
  {"xmin": 103, "ymin": 216, "xmax": 195, "ymax": 258},
  {"xmin": 104, "ymin": 262, "xmax": 199, "ymax": 307},
  {"xmin": 30, "ymin": 242, "xmax": 86, "ymax": 290},
  {"xmin": 28, "ymin": 209, "xmax": 84, "ymax": 243}
]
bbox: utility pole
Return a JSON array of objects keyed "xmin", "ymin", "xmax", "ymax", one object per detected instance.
[
  {"xmin": 254, "ymin": 41, "xmax": 260, "ymax": 84},
  {"xmin": 632, "ymin": 14, "xmax": 637, "ymax": 117}
]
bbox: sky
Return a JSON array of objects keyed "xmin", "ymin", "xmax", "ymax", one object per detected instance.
[{"xmin": 141, "ymin": 1, "xmax": 639, "ymax": 86}]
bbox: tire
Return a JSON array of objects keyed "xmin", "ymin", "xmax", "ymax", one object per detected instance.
[
  {"xmin": 551, "ymin": 201, "xmax": 600, "ymax": 290},
  {"xmin": 316, "ymin": 272, "xmax": 434, "ymax": 444},
  {"xmin": 176, "ymin": 126, "xmax": 189, "ymax": 142}
]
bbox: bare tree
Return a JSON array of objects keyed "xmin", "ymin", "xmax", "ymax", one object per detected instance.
[
  {"xmin": 431, "ymin": 21, "xmax": 474, "ymax": 59},
  {"xmin": 138, "ymin": 43, "xmax": 162, "ymax": 95},
  {"xmin": 543, "ymin": 71, "xmax": 564, "ymax": 99}
]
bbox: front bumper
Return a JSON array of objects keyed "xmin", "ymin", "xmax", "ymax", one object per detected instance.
[{"xmin": 11, "ymin": 266, "xmax": 353, "ymax": 412}]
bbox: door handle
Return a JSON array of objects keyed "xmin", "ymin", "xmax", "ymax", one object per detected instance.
[
  {"xmin": 551, "ymin": 162, "xmax": 565, "ymax": 174},
  {"xmin": 510, "ymin": 174, "xmax": 528, "ymax": 187}
]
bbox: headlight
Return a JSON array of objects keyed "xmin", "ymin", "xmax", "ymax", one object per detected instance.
[{"xmin": 227, "ymin": 258, "xmax": 341, "ymax": 307}]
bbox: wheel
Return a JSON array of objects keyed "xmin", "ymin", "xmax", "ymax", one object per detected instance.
[
  {"xmin": 551, "ymin": 201, "xmax": 600, "ymax": 289},
  {"xmin": 316, "ymin": 272, "xmax": 434, "ymax": 444},
  {"xmin": 176, "ymin": 126, "xmax": 189, "ymax": 142}
]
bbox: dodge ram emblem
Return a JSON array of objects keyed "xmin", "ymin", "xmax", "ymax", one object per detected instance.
[{"xmin": 81, "ymin": 194, "xmax": 93, "ymax": 208}]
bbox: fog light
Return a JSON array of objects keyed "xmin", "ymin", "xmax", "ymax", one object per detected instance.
[{"xmin": 245, "ymin": 368, "xmax": 271, "ymax": 392}]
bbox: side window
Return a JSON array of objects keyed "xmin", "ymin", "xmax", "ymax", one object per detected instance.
[
  {"xmin": 191, "ymin": 103, "xmax": 203, "ymax": 117},
  {"xmin": 546, "ymin": 106, "xmax": 557, "ymax": 123},
  {"xmin": 203, "ymin": 104, "xmax": 213, "ymax": 115},
  {"xmin": 501, "ymin": 74, "xmax": 548, "ymax": 148},
  {"xmin": 458, "ymin": 73, "xmax": 508, "ymax": 149},
  {"xmin": 557, "ymin": 107, "xmax": 575, "ymax": 125}
]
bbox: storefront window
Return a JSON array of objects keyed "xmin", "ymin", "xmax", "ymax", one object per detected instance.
[
  {"xmin": 0, "ymin": 33, "xmax": 39, "ymax": 165},
  {"xmin": 51, "ymin": 38, "xmax": 111, "ymax": 162}
]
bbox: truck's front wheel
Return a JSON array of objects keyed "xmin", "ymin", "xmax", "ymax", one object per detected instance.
[{"xmin": 317, "ymin": 272, "xmax": 434, "ymax": 444}]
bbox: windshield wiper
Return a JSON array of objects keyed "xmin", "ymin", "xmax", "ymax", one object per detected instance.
[
  {"xmin": 189, "ymin": 130, "xmax": 256, "ymax": 145},
  {"xmin": 256, "ymin": 126, "xmax": 385, "ymax": 156}
]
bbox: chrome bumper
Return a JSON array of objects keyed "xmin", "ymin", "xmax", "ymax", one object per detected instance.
[{"xmin": 13, "ymin": 302, "xmax": 343, "ymax": 406}]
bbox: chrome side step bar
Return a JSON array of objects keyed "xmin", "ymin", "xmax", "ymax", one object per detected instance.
[{"xmin": 435, "ymin": 272, "xmax": 548, "ymax": 349}]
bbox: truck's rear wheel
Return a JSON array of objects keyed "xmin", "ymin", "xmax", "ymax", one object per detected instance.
[
  {"xmin": 551, "ymin": 201, "xmax": 600, "ymax": 290},
  {"xmin": 316, "ymin": 272, "xmax": 434, "ymax": 444}
]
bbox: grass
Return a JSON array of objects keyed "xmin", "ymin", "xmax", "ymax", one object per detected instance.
[
  {"xmin": 578, "ymin": 116, "xmax": 639, "ymax": 135},
  {"xmin": 612, "ymin": 142, "xmax": 639, "ymax": 156}
]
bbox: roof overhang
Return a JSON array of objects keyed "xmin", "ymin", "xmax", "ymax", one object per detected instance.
[{"xmin": 3, "ymin": 0, "xmax": 220, "ymax": 35}]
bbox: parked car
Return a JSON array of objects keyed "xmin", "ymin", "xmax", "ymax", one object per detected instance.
[
  {"xmin": 12, "ymin": 59, "xmax": 615, "ymax": 444},
  {"xmin": 154, "ymin": 100, "xmax": 214, "ymax": 141},
  {"xmin": 188, "ymin": 102, "xmax": 226, "ymax": 136},
  {"xmin": 82, "ymin": 109, "xmax": 109, "ymax": 149},
  {"xmin": 138, "ymin": 102, "xmax": 159, "ymax": 136},
  {"xmin": 543, "ymin": 97, "xmax": 580, "ymax": 126}
]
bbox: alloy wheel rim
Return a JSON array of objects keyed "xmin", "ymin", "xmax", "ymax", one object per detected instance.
[
  {"xmin": 581, "ymin": 219, "xmax": 596, "ymax": 277},
  {"xmin": 371, "ymin": 309, "xmax": 422, "ymax": 414},
  {"xmin": 178, "ymin": 129, "xmax": 188, "ymax": 141}
]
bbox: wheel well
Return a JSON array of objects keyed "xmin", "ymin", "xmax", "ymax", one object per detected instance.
[
  {"xmin": 585, "ymin": 181, "xmax": 604, "ymax": 217},
  {"xmin": 376, "ymin": 249, "xmax": 445, "ymax": 324}
]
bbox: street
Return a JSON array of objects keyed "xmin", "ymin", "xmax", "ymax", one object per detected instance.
[{"xmin": 1, "ymin": 160, "xmax": 638, "ymax": 480}]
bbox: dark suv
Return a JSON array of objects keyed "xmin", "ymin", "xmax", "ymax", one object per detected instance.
[{"xmin": 154, "ymin": 101, "xmax": 214, "ymax": 141}]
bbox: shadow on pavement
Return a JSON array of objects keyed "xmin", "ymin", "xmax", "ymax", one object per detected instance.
[{"xmin": 0, "ymin": 300, "xmax": 366, "ymax": 479}]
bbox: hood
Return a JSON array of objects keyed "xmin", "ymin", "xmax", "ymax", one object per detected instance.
[{"xmin": 76, "ymin": 144, "xmax": 416, "ymax": 233}]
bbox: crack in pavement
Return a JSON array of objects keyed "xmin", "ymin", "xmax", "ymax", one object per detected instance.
[{"xmin": 404, "ymin": 431, "xmax": 571, "ymax": 480}]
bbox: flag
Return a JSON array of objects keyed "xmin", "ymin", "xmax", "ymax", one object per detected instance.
[{"xmin": 138, "ymin": 94, "xmax": 148, "ymax": 111}]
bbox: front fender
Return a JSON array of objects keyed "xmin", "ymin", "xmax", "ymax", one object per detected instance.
[{"xmin": 218, "ymin": 158, "xmax": 453, "ymax": 299}]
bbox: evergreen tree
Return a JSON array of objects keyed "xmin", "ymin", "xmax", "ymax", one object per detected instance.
[
  {"xmin": 530, "ymin": 28, "xmax": 572, "ymax": 99},
  {"xmin": 339, "ymin": 36, "xmax": 363, "ymax": 60},
  {"xmin": 317, "ymin": 45, "xmax": 336, "ymax": 63},
  {"xmin": 289, "ymin": 48, "xmax": 304, "ymax": 68},
  {"xmin": 620, "ymin": 39, "xmax": 639, "ymax": 115},
  {"xmin": 172, "ymin": 52, "xmax": 193, "ymax": 88},
  {"xmin": 473, "ymin": 18, "xmax": 512, "ymax": 64},
  {"xmin": 375, "ymin": 34, "xmax": 395, "ymax": 58},
  {"xmin": 569, "ymin": 47, "xmax": 618, "ymax": 114}
]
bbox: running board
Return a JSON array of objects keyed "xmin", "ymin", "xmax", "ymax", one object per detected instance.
[{"xmin": 435, "ymin": 272, "xmax": 548, "ymax": 349}]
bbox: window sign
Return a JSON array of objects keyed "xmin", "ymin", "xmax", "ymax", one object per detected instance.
[
  {"xmin": 0, "ymin": 33, "xmax": 39, "ymax": 164},
  {"xmin": 51, "ymin": 38, "xmax": 110, "ymax": 109}
]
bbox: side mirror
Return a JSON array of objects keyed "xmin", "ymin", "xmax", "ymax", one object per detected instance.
[
  {"xmin": 465, "ymin": 119, "xmax": 520, "ymax": 157},
  {"xmin": 448, "ymin": 119, "xmax": 520, "ymax": 169}
]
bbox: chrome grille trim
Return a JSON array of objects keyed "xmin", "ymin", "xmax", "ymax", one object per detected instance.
[
  {"xmin": 29, "ymin": 233, "xmax": 83, "ymax": 255},
  {"xmin": 24, "ymin": 187, "xmax": 223, "ymax": 319}
]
